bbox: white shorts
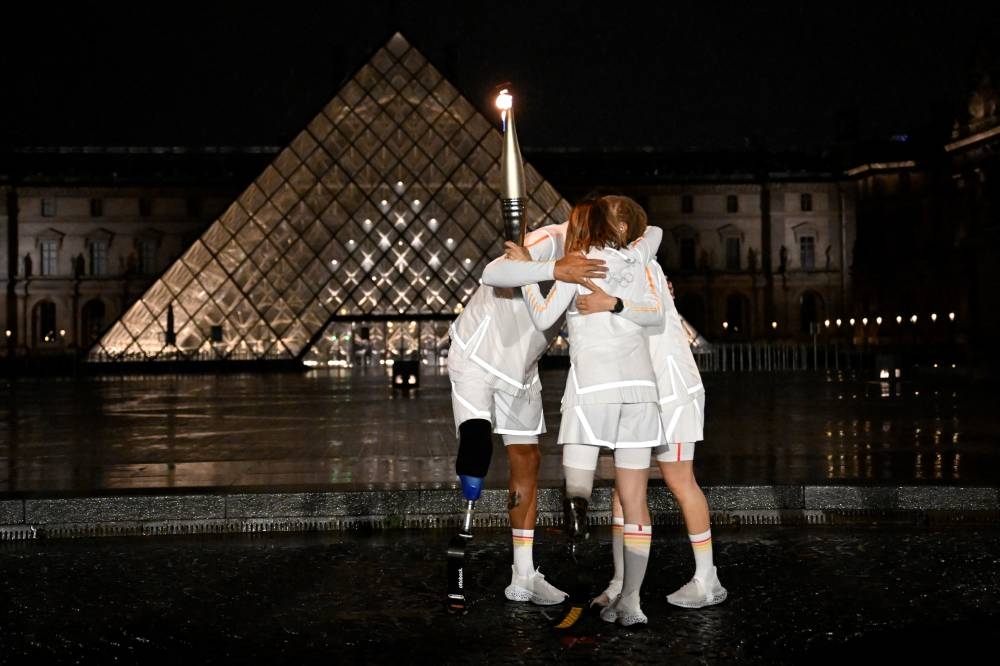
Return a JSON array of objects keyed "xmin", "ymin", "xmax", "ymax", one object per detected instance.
[
  {"xmin": 557, "ymin": 403, "xmax": 663, "ymax": 449},
  {"xmin": 450, "ymin": 379, "xmax": 545, "ymax": 442},
  {"xmin": 661, "ymin": 392, "xmax": 706, "ymax": 444},
  {"xmin": 653, "ymin": 441, "xmax": 696, "ymax": 463},
  {"xmin": 563, "ymin": 442, "xmax": 652, "ymax": 471}
]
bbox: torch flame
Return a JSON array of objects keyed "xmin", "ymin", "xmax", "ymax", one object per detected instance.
[{"xmin": 495, "ymin": 89, "xmax": 513, "ymax": 111}]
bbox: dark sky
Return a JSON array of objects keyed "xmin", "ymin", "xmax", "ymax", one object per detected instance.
[{"xmin": 3, "ymin": 1, "xmax": 999, "ymax": 151}]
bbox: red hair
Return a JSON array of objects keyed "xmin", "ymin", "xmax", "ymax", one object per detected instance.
[{"xmin": 564, "ymin": 198, "xmax": 623, "ymax": 254}]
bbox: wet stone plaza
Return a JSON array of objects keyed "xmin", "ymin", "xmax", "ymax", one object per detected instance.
[
  {"xmin": 1, "ymin": 366, "xmax": 999, "ymax": 664},
  {"xmin": 2, "ymin": 366, "xmax": 999, "ymax": 494}
]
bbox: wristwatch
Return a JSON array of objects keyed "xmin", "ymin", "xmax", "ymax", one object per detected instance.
[{"xmin": 611, "ymin": 297, "xmax": 624, "ymax": 314}]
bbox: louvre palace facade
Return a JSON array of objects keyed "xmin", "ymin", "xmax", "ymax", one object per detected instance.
[{"xmin": 2, "ymin": 33, "xmax": 995, "ymax": 369}]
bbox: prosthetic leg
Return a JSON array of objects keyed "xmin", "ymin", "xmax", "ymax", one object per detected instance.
[
  {"xmin": 554, "ymin": 454, "xmax": 597, "ymax": 630},
  {"xmin": 553, "ymin": 493, "xmax": 594, "ymax": 630},
  {"xmin": 446, "ymin": 419, "xmax": 493, "ymax": 614}
]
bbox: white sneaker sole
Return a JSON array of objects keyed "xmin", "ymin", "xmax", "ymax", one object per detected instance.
[
  {"xmin": 504, "ymin": 586, "xmax": 567, "ymax": 606},
  {"xmin": 667, "ymin": 588, "xmax": 728, "ymax": 609},
  {"xmin": 599, "ymin": 604, "xmax": 647, "ymax": 626}
]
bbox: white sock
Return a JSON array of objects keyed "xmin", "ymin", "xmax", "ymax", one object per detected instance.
[
  {"xmin": 689, "ymin": 528, "xmax": 714, "ymax": 580},
  {"xmin": 512, "ymin": 528, "xmax": 534, "ymax": 577},
  {"xmin": 610, "ymin": 516, "xmax": 625, "ymax": 588},
  {"xmin": 622, "ymin": 523, "xmax": 652, "ymax": 600}
]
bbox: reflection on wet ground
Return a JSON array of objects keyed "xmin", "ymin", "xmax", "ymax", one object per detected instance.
[
  {"xmin": 1, "ymin": 367, "xmax": 998, "ymax": 495},
  {"xmin": 1, "ymin": 525, "xmax": 997, "ymax": 664}
]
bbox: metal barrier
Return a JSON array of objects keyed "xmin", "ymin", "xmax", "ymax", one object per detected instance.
[{"xmin": 694, "ymin": 342, "xmax": 879, "ymax": 373}]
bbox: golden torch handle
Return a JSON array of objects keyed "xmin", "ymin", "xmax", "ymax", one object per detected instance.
[{"xmin": 497, "ymin": 87, "xmax": 527, "ymax": 244}]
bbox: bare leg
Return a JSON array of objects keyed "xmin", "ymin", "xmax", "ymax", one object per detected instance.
[
  {"xmin": 603, "ymin": 464, "xmax": 652, "ymax": 625},
  {"xmin": 503, "ymin": 443, "xmax": 568, "ymax": 605},
  {"xmin": 507, "ymin": 443, "xmax": 540, "ymax": 530},
  {"xmin": 660, "ymin": 457, "xmax": 727, "ymax": 607},
  {"xmin": 614, "ymin": 467, "xmax": 651, "ymax": 527},
  {"xmin": 659, "ymin": 460, "xmax": 709, "ymax": 535}
]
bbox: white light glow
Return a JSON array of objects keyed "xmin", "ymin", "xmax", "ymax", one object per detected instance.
[
  {"xmin": 836, "ymin": 319, "xmax": 842, "ymax": 326},
  {"xmin": 931, "ymin": 313, "xmax": 938, "ymax": 322},
  {"xmin": 910, "ymin": 315, "xmax": 918, "ymax": 323},
  {"xmin": 495, "ymin": 89, "xmax": 512, "ymax": 110},
  {"xmin": 771, "ymin": 321, "xmax": 777, "ymax": 329},
  {"xmin": 862, "ymin": 317, "xmax": 868, "ymax": 326},
  {"xmin": 362, "ymin": 218, "xmax": 373, "ymax": 231},
  {"xmin": 428, "ymin": 218, "xmax": 439, "ymax": 232},
  {"xmin": 849, "ymin": 318, "xmax": 855, "ymax": 326},
  {"xmin": 722, "ymin": 321, "xmax": 729, "ymax": 329},
  {"xmin": 896, "ymin": 315, "xmax": 903, "ymax": 324},
  {"xmin": 876, "ymin": 316, "xmax": 882, "ymax": 325},
  {"xmin": 948, "ymin": 312, "xmax": 955, "ymax": 321},
  {"xmin": 824, "ymin": 319, "xmax": 830, "ymax": 327},
  {"xmin": 410, "ymin": 231, "xmax": 425, "ymax": 250}
]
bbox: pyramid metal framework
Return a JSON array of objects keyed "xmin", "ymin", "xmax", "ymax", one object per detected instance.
[{"xmin": 88, "ymin": 33, "xmax": 571, "ymax": 365}]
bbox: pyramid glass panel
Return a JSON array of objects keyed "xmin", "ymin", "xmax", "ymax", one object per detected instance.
[{"xmin": 88, "ymin": 32, "xmax": 571, "ymax": 364}]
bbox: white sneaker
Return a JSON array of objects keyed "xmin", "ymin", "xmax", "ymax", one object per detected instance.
[
  {"xmin": 591, "ymin": 579, "xmax": 622, "ymax": 608},
  {"xmin": 504, "ymin": 566, "xmax": 568, "ymax": 606},
  {"xmin": 599, "ymin": 590, "xmax": 647, "ymax": 626},
  {"xmin": 666, "ymin": 566, "xmax": 728, "ymax": 608}
]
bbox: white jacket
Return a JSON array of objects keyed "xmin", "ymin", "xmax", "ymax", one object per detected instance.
[
  {"xmin": 519, "ymin": 230, "xmax": 663, "ymax": 406},
  {"xmin": 448, "ymin": 223, "xmax": 567, "ymax": 397},
  {"xmin": 645, "ymin": 262, "xmax": 706, "ymax": 442}
]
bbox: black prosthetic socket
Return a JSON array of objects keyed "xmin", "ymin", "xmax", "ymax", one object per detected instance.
[
  {"xmin": 456, "ymin": 419, "xmax": 493, "ymax": 478},
  {"xmin": 563, "ymin": 496, "xmax": 590, "ymax": 541}
]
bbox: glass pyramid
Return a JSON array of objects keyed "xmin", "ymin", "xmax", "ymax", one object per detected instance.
[{"xmin": 87, "ymin": 33, "xmax": 571, "ymax": 366}]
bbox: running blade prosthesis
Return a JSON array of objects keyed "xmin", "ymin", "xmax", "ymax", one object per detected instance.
[
  {"xmin": 552, "ymin": 497, "xmax": 591, "ymax": 631},
  {"xmin": 446, "ymin": 533, "xmax": 470, "ymax": 614},
  {"xmin": 446, "ymin": 498, "xmax": 475, "ymax": 615}
]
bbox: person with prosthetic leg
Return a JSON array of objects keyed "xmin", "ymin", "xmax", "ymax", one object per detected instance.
[
  {"xmin": 446, "ymin": 243, "xmax": 603, "ymax": 611},
  {"xmin": 508, "ymin": 197, "xmax": 665, "ymax": 626},
  {"xmin": 577, "ymin": 196, "xmax": 728, "ymax": 611},
  {"xmin": 446, "ymin": 88, "xmax": 609, "ymax": 613}
]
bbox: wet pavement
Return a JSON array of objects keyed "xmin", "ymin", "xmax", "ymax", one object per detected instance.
[
  {"xmin": 1, "ymin": 523, "xmax": 998, "ymax": 664},
  {"xmin": 1, "ymin": 366, "xmax": 998, "ymax": 663},
  {"xmin": 2, "ymin": 366, "xmax": 998, "ymax": 495}
]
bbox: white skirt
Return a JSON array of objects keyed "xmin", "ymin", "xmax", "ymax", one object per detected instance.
[{"xmin": 557, "ymin": 402, "xmax": 663, "ymax": 449}]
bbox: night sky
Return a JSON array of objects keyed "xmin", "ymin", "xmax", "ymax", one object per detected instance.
[{"xmin": 3, "ymin": 1, "xmax": 999, "ymax": 152}]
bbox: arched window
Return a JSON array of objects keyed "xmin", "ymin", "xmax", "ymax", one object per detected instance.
[
  {"xmin": 725, "ymin": 293, "xmax": 751, "ymax": 338},
  {"xmin": 800, "ymin": 291, "xmax": 824, "ymax": 335},
  {"xmin": 676, "ymin": 293, "xmax": 705, "ymax": 334},
  {"xmin": 32, "ymin": 301, "xmax": 57, "ymax": 344},
  {"xmin": 82, "ymin": 299, "xmax": 107, "ymax": 347}
]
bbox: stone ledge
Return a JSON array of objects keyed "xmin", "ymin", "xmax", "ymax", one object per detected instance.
[{"xmin": 1, "ymin": 486, "xmax": 996, "ymax": 540}]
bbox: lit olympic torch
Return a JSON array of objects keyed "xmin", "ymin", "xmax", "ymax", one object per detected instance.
[{"xmin": 495, "ymin": 86, "xmax": 527, "ymax": 244}]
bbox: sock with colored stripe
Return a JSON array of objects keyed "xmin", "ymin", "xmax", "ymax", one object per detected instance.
[
  {"xmin": 621, "ymin": 523, "xmax": 652, "ymax": 599},
  {"xmin": 689, "ymin": 528, "xmax": 714, "ymax": 580},
  {"xmin": 610, "ymin": 516, "xmax": 625, "ymax": 588},
  {"xmin": 512, "ymin": 528, "xmax": 535, "ymax": 578}
]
